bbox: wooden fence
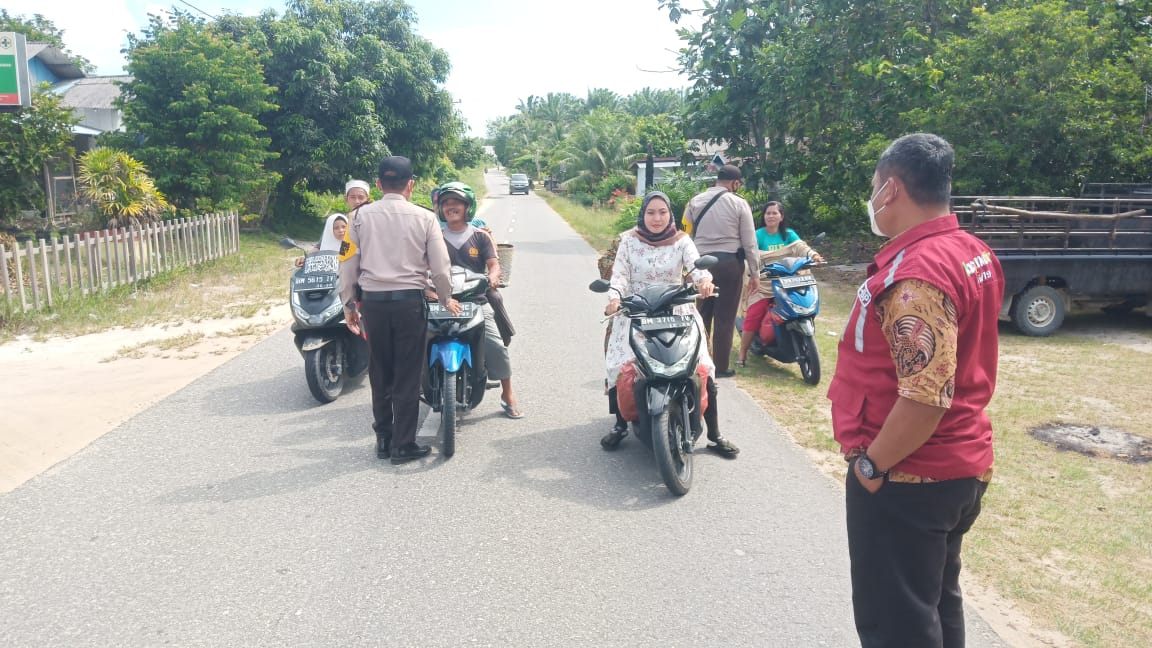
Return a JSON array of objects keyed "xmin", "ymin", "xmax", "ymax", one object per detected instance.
[{"xmin": 1, "ymin": 212, "xmax": 239, "ymax": 315}]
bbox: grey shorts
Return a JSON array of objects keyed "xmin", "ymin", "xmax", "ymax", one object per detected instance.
[{"xmin": 483, "ymin": 305, "xmax": 512, "ymax": 380}]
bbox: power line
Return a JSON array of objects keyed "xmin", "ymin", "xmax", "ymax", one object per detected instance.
[{"xmin": 174, "ymin": 0, "xmax": 218, "ymax": 20}]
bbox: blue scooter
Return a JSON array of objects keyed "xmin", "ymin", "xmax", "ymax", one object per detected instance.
[
  {"xmin": 743, "ymin": 248, "xmax": 826, "ymax": 385},
  {"xmin": 421, "ymin": 267, "xmax": 490, "ymax": 458}
]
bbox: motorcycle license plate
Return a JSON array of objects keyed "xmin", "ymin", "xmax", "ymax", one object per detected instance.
[
  {"xmin": 428, "ymin": 302, "xmax": 476, "ymax": 319},
  {"xmin": 293, "ymin": 274, "xmax": 337, "ymax": 291},
  {"xmin": 777, "ymin": 275, "xmax": 817, "ymax": 289},
  {"xmin": 638, "ymin": 315, "xmax": 693, "ymax": 331}
]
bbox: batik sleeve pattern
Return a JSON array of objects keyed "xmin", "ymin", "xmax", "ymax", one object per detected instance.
[{"xmin": 875, "ymin": 278, "xmax": 958, "ymax": 409}]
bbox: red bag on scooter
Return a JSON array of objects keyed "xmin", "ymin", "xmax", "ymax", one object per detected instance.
[
  {"xmin": 616, "ymin": 360, "xmax": 711, "ymax": 422},
  {"xmin": 616, "ymin": 360, "xmax": 641, "ymax": 422}
]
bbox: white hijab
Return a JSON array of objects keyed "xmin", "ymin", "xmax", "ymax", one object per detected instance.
[{"xmin": 319, "ymin": 213, "xmax": 348, "ymax": 251}]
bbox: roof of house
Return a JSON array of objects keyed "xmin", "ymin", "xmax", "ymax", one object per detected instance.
[
  {"xmin": 53, "ymin": 76, "xmax": 132, "ymax": 110},
  {"xmin": 27, "ymin": 42, "xmax": 85, "ymax": 80}
]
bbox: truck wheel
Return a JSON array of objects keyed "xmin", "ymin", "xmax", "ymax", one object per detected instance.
[{"xmin": 1010, "ymin": 285, "xmax": 1065, "ymax": 336}]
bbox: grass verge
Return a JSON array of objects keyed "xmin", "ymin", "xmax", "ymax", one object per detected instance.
[
  {"xmin": 538, "ymin": 192, "xmax": 620, "ymax": 251},
  {"xmin": 0, "ymin": 232, "xmax": 295, "ymax": 344},
  {"xmin": 550, "ymin": 195, "xmax": 1152, "ymax": 647}
]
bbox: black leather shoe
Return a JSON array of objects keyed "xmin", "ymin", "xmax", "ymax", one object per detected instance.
[
  {"xmin": 390, "ymin": 443, "xmax": 432, "ymax": 464},
  {"xmin": 373, "ymin": 424, "xmax": 392, "ymax": 459},
  {"xmin": 375, "ymin": 436, "xmax": 391, "ymax": 459},
  {"xmin": 716, "ymin": 368, "xmax": 737, "ymax": 378}
]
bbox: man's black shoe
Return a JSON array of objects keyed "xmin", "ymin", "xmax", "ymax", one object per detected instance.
[
  {"xmin": 373, "ymin": 424, "xmax": 392, "ymax": 459},
  {"xmin": 716, "ymin": 368, "xmax": 737, "ymax": 378},
  {"xmin": 390, "ymin": 443, "xmax": 432, "ymax": 464},
  {"xmin": 375, "ymin": 437, "xmax": 391, "ymax": 459}
]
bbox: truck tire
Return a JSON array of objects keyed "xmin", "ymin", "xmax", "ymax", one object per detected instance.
[{"xmin": 1010, "ymin": 285, "xmax": 1065, "ymax": 336}]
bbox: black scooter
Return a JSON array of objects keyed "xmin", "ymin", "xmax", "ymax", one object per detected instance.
[
  {"xmin": 281, "ymin": 239, "xmax": 369, "ymax": 403},
  {"xmin": 590, "ymin": 254, "xmax": 718, "ymax": 496}
]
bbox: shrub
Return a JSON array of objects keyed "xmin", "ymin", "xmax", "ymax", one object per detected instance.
[
  {"xmin": 77, "ymin": 148, "xmax": 172, "ymax": 228},
  {"xmin": 594, "ymin": 172, "xmax": 635, "ymax": 200}
]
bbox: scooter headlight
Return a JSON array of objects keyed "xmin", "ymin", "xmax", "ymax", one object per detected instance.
[{"xmin": 634, "ymin": 323, "xmax": 699, "ymax": 379}]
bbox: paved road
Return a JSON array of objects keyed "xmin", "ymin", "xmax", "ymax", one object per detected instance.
[{"xmin": 0, "ymin": 172, "xmax": 1008, "ymax": 647}]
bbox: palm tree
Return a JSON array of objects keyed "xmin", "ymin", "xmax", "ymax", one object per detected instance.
[
  {"xmin": 78, "ymin": 148, "xmax": 171, "ymax": 228},
  {"xmin": 552, "ymin": 109, "xmax": 639, "ymax": 190},
  {"xmin": 585, "ymin": 88, "xmax": 622, "ymax": 114}
]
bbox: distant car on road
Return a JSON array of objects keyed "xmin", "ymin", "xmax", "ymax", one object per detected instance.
[{"xmin": 509, "ymin": 173, "xmax": 530, "ymax": 195}]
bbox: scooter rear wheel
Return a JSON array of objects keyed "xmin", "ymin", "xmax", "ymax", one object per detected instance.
[
  {"xmin": 304, "ymin": 341, "xmax": 344, "ymax": 403},
  {"xmin": 651, "ymin": 398, "xmax": 693, "ymax": 496},
  {"xmin": 440, "ymin": 367, "xmax": 457, "ymax": 458}
]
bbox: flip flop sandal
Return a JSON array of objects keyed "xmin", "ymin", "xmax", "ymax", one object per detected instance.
[
  {"xmin": 707, "ymin": 437, "xmax": 740, "ymax": 458},
  {"xmin": 500, "ymin": 400, "xmax": 525, "ymax": 419}
]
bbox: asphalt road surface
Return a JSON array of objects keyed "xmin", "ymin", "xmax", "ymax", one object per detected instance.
[{"xmin": 0, "ymin": 172, "xmax": 1009, "ymax": 647}]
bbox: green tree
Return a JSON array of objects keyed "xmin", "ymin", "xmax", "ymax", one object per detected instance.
[
  {"xmin": 906, "ymin": 1, "xmax": 1152, "ymax": 195},
  {"xmin": 623, "ymin": 87, "xmax": 685, "ymax": 117},
  {"xmin": 661, "ymin": 0, "xmax": 1004, "ymax": 230},
  {"xmin": 635, "ymin": 114, "xmax": 686, "ymax": 158},
  {"xmin": 0, "ymin": 87, "xmax": 76, "ymax": 223},
  {"xmin": 118, "ymin": 13, "xmax": 278, "ymax": 215},
  {"xmin": 222, "ymin": 0, "xmax": 458, "ymax": 218},
  {"xmin": 552, "ymin": 108, "xmax": 639, "ymax": 191}
]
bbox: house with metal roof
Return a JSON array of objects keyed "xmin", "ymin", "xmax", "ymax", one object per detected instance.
[{"xmin": 22, "ymin": 42, "xmax": 131, "ymax": 222}]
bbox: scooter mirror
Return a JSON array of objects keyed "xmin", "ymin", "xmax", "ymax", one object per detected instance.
[
  {"xmin": 812, "ymin": 232, "xmax": 827, "ymax": 245},
  {"xmin": 589, "ymin": 279, "xmax": 611, "ymax": 293},
  {"xmin": 694, "ymin": 255, "xmax": 719, "ymax": 270},
  {"xmin": 279, "ymin": 237, "xmax": 298, "ymax": 250}
]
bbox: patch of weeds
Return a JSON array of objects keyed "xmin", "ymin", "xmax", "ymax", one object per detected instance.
[{"xmin": 151, "ymin": 332, "xmax": 205, "ymax": 352}]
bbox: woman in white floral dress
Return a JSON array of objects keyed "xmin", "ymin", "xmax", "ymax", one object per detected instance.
[{"xmin": 600, "ymin": 191, "xmax": 740, "ymax": 457}]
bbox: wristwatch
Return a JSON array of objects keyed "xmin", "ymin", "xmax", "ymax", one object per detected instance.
[{"xmin": 857, "ymin": 453, "xmax": 888, "ymax": 481}]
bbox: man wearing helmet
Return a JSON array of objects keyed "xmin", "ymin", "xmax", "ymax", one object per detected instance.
[{"xmin": 428, "ymin": 182, "xmax": 525, "ymax": 419}]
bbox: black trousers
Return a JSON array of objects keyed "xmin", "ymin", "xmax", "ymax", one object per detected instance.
[
  {"xmin": 846, "ymin": 465, "xmax": 989, "ymax": 648},
  {"xmin": 361, "ymin": 298, "xmax": 426, "ymax": 451},
  {"xmin": 697, "ymin": 256, "xmax": 744, "ymax": 373}
]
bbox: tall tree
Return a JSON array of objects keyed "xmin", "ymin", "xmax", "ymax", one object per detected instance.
[
  {"xmin": 906, "ymin": 1, "xmax": 1152, "ymax": 195},
  {"xmin": 226, "ymin": 0, "xmax": 457, "ymax": 216},
  {"xmin": 118, "ymin": 13, "xmax": 278, "ymax": 215},
  {"xmin": 552, "ymin": 108, "xmax": 639, "ymax": 189}
]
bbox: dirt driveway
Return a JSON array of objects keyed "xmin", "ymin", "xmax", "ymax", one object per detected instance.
[{"xmin": 0, "ymin": 305, "xmax": 287, "ymax": 493}]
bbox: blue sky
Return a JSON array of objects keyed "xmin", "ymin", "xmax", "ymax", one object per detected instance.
[{"xmin": 9, "ymin": 0, "xmax": 699, "ymax": 135}]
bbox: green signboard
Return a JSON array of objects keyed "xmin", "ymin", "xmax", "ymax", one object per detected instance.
[{"xmin": 0, "ymin": 32, "xmax": 31, "ymax": 109}]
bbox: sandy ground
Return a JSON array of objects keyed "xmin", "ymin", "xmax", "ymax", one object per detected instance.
[{"xmin": 0, "ymin": 305, "xmax": 288, "ymax": 493}]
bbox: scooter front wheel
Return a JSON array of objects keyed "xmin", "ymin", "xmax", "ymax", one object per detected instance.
[
  {"xmin": 440, "ymin": 367, "xmax": 457, "ymax": 458},
  {"xmin": 304, "ymin": 341, "xmax": 344, "ymax": 403},
  {"xmin": 797, "ymin": 334, "xmax": 821, "ymax": 385},
  {"xmin": 651, "ymin": 398, "xmax": 693, "ymax": 496}
]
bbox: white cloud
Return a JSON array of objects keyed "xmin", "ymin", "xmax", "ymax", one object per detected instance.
[{"xmin": 4, "ymin": 1, "xmax": 143, "ymax": 75}]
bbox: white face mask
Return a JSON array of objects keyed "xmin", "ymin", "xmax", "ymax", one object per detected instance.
[{"xmin": 866, "ymin": 180, "xmax": 890, "ymax": 237}]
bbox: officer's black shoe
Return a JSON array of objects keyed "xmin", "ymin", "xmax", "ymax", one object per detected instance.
[
  {"xmin": 390, "ymin": 443, "xmax": 432, "ymax": 464},
  {"xmin": 373, "ymin": 424, "xmax": 392, "ymax": 459}
]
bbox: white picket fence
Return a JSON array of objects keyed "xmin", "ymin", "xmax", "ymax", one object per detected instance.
[{"xmin": 1, "ymin": 212, "xmax": 239, "ymax": 314}]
